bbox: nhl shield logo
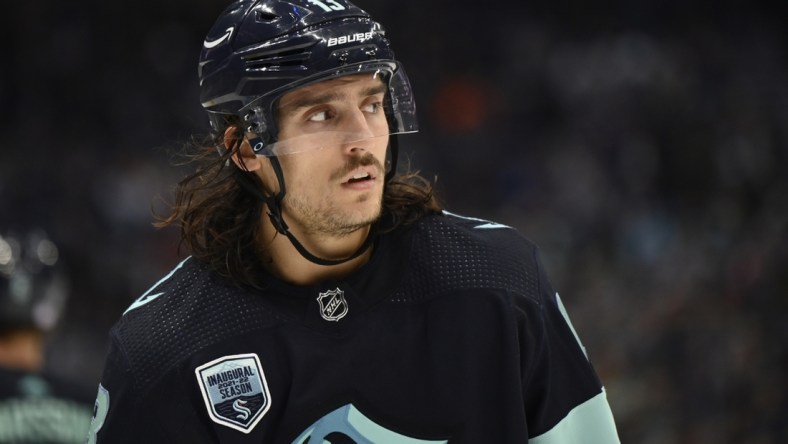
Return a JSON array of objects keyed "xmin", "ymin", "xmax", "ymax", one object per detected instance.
[
  {"xmin": 195, "ymin": 353, "xmax": 271, "ymax": 433},
  {"xmin": 317, "ymin": 288, "xmax": 349, "ymax": 321}
]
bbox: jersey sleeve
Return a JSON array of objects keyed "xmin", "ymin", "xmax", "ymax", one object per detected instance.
[
  {"xmin": 518, "ymin": 247, "xmax": 620, "ymax": 443},
  {"xmin": 87, "ymin": 334, "xmax": 163, "ymax": 443}
]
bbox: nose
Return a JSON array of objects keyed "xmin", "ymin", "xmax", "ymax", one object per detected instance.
[{"xmin": 340, "ymin": 108, "xmax": 377, "ymax": 154}]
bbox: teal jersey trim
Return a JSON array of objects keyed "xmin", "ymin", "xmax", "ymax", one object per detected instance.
[
  {"xmin": 530, "ymin": 389, "xmax": 620, "ymax": 444},
  {"xmin": 123, "ymin": 257, "xmax": 191, "ymax": 315},
  {"xmin": 555, "ymin": 292, "xmax": 588, "ymax": 360},
  {"xmin": 293, "ymin": 404, "xmax": 448, "ymax": 444}
]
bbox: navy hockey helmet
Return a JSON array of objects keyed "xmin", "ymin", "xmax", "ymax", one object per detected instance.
[
  {"xmin": 0, "ymin": 230, "xmax": 68, "ymax": 333},
  {"xmin": 198, "ymin": 0, "xmax": 417, "ymax": 156}
]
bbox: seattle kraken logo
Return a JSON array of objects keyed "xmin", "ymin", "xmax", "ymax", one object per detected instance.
[
  {"xmin": 233, "ymin": 399, "xmax": 252, "ymax": 420},
  {"xmin": 317, "ymin": 288, "xmax": 349, "ymax": 322},
  {"xmin": 293, "ymin": 404, "xmax": 448, "ymax": 443},
  {"xmin": 195, "ymin": 353, "xmax": 271, "ymax": 433}
]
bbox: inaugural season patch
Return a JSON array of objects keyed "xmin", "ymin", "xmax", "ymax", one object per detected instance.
[
  {"xmin": 195, "ymin": 353, "xmax": 271, "ymax": 433},
  {"xmin": 317, "ymin": 287, "xmax": 349, "ymax": 321}
]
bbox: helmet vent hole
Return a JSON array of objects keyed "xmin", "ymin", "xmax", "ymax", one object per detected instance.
[
  {"xmin": 244, "ymin": 43, "xmax": 315, "ymax": 72},
  {"xmin": 256, "ymin": 11, "xmax": 280, "ymax": 22}
]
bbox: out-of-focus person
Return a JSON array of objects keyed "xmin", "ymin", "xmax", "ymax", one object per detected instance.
[{"xmin": 0, "ymin": 228, "xmax": 93, "ymax": 443}]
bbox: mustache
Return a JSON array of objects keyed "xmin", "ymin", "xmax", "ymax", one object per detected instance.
[{"xmin": 329, "ymin": 153, "xmax": 385, "ymax": 181}]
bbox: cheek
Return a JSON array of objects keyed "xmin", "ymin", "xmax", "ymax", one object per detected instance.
[
  {"xmin": 374, "ymin": 139, "xmax": 390, "ymax": 165},
  {"xmin": 370, "ymin": 131, "xmax": 390, "ymax": 154},
  {"xmin": 277, "ymin": 156, "xmax": 324, "ymax": 190},
  {"xmin": 256, "ymin": 158, "xmax": 281, "ymax": 194}
]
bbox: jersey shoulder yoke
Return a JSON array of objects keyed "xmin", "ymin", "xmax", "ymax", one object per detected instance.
[{"xmin": 393, "ymin": 211, "xmax": 541, "ymax": 304}]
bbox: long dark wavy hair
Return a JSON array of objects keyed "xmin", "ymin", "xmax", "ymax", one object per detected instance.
[{"xmin": 155, "ymin": 126, "xmax": 442, "ymax": 289}]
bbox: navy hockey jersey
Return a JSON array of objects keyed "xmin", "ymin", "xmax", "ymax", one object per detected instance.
[{"xmin": 88, "ymin": 212, "xmax": 619, "ymax": 443}]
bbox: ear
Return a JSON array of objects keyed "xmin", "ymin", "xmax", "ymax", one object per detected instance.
[
  {"xmin": 224, "ymin": 127, "xmax": 280, "ymax": 193},
  {"xmin": 224, "ymin": 126, "xmax": 264, "ymax": 172}
]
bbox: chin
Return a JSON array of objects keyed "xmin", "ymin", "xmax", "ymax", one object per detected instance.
[{"xmin": 348, "ymin": 200, "xmax": 383, "ymax": 226}]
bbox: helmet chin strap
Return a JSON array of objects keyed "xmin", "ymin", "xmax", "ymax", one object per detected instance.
[{"xmin": 237, "ymin": 134, "xmax": 399, "ymax": 267}]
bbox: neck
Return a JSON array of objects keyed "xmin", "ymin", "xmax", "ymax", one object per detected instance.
[
  {"xmin": 260, "ymin": 214, "xmax": 374, "ymax": 286},
  {"xmin": 0, "ymin": 329, "xmax": 45, "ymax": 372}
]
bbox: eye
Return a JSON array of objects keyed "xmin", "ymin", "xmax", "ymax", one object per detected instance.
[
  {"xmin": 362, "ymin": 101, "xmax": 382, "ymax": 114},
  {"xmin": 307, "ymin": 109, "xmax": 332, "ymax": 122}
]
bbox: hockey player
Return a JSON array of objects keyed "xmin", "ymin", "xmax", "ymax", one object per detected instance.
[
  {"xmin": 0, "ymin": 228, "xmax": 94, "ymax": 443},
  {"xmin": 89, "ymin": 1, "xmax": 620, "ymax": 442}
]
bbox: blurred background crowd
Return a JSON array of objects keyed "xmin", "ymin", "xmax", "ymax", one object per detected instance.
[{"xmin": 1, "ymin": 0, "xmax": 786, "ymax": 442}]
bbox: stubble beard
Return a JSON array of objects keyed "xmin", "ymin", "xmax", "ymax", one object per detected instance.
[
  {"xmin": 284, "ymin": 192, "xmax": 382, "ymax": 238},
  {"xmin": 282, "ymin": 153, "xmax": 385, "ymax": 238}
]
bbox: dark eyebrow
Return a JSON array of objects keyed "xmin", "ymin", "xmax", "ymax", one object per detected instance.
[
  {"xmin": 282, "ymin": 91, "xmax": 343, "ymax": 113},
  {"xmin": 280, "ymin": 83, "xmax": 388, "ymax": 114},
  {"xmin": 361, "ymin": 83, "xmax": 388, "ymax": 99}
]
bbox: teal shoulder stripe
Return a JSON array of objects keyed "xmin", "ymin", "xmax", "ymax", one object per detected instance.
[
  {"xmin": 123, "ymin": 257, "xmax": 191, "ymax": 315},
  {"xmin": 530, "ymin": 390, "xmax": 620, "ymax": 444},
  {"xmin": 555, "ymin": 292, "xmax": 588, "ymax": 359}
]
